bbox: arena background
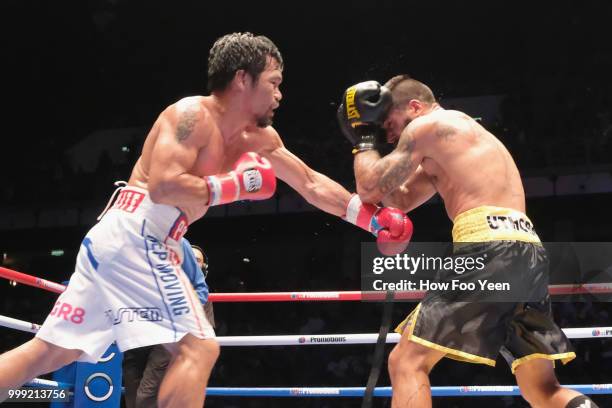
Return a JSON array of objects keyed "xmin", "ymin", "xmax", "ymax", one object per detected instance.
[{"xmin": 1, "ymin": 0, "xmax": 611, "ymax": 407}]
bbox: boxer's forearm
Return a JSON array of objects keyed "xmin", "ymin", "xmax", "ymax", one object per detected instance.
[
  {"xmin": 149, "ymin": 173, "xmax": 210, "ymax": 207},
  {"xmin": 297, "ymin": 171, "xmax": 352, "ymax": 217},
  {"xmin": 267, "ymin": 145, "xmax": 351, "ymax": 217},
  {"xmin": 354, "ymin": 138, "xmax": 417, "ymax": 204},
  {"xmin": 354, "ymin": 150, "xmax": 386, "ymax": 204}
]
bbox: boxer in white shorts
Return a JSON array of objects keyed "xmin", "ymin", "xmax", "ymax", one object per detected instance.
[
  {"xmin": 37, "ymin": 186, "xmax": 216, "ymax": 363},
  {"xmin": 0, "ymin": 32, "xmax": 412, "ymax": 408}
]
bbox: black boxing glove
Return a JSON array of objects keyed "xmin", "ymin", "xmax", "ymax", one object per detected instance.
[{"xmin": 337, "ymin": 81, "xmax": 392, "ymax": 154}]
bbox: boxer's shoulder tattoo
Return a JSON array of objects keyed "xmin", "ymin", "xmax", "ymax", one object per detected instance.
[
  {"xmin": 436, "ymin": 123, "xmax": 456, "ymax": 140},
  {"xmin": 176, "ymin": 105, "xmax": 199, "ymax": 142}
]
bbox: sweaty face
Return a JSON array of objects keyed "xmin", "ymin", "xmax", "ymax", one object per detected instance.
[{"xmin": 251, "ymin": 58, "xmax": 283, "ymax": 128}]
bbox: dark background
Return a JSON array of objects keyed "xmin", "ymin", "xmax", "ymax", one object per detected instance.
[{"xmin": 1, "ymin": 0, "xmax": 612, "ymax": 407}]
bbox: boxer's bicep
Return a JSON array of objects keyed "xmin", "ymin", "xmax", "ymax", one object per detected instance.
[
  {"xmin": 150, "ymin": 124, "xmax": 198, "ymax": 180},
  {"xmin": 148, "ymin": 103, "xmax": 210, "ymax": 202}
]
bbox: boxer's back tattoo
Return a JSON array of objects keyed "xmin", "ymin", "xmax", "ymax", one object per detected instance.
[{"xmin": 176, "ymin": 107, "xmax": 198, "ymax": 141}]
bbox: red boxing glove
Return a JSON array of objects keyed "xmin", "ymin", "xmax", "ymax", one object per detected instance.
[
  {"xmin": 375, "ymin": 207, "xmax": 413, "ymax": 256},
  {"xmin": 205, "ymin": 152, "xmax": 276, "ymax": 206},
  {"xmin": 344, "ymin": 194, "xmax": 413, "ymax": 255}
]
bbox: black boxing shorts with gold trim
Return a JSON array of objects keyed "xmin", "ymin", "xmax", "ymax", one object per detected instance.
[{"xmin": 395, "ymin": 206, "xmax": 575, "ymax": 373}]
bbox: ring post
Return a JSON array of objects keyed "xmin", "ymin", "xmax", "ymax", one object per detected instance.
[{"xmin": 52, "ymin": 343, "xmax": 122, "ymax": 407}]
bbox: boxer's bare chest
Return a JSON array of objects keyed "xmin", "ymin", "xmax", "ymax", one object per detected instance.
[{"xmin": 192, "ymin": 131, "xmax": 264, "ymax": 175}]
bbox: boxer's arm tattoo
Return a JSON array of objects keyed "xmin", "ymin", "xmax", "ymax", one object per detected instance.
[
  {"xmin": 355, "ymin": 128, "xmax": 419, "ymax": 202},
  {"xmin": 379, "ymin": 134, "xmax": 416, "ymax": 194},
  {"xmin": 176, "ymin": 107, "xmax": 198, "ymax": 141}
]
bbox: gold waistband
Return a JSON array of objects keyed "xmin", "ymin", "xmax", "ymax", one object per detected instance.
[{"xmin": 452, "ymin": 206, "xmax": 541, "ymax": 243}]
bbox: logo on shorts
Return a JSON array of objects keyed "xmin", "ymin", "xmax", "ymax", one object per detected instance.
[
  {"xmin": 147, "ymin": 235, "xmax": 191, "ymax": 317},
  {"xmin": 111, "ymin": 307, "xmax": 163, "ymax": 325},
  {"xmin": 242, "ymin": 169, "xmax": 263, "ymax": 192},
  {"xmin": 486, "ymin": 215, "xmax": 536, "ymax": 235},
  {"xmin": 168, "ymin": 213, "xmax": 188, "ymax": 242},
  {"xmin": 49, "ymin": 301, "xmax": 86, "ymax": 324},
  {"xmin": 112, "ymin": 189, "xmax": 145, "ymax": 213}
]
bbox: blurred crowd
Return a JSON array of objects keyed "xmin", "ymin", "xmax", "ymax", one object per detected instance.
[{"xmin": 1, "ymin": 56, "xmax": 612, "ymax": 209}]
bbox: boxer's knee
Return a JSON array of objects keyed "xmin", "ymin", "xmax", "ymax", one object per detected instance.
[
  {"xmin": 197, "ymin": 339, "xmax": 220, "ymax": 369},
  {"xmin": 516, "ymin": 358, "xmax": 563, "ymax": 406},
  {"xmin": 388, "ymin": 341, "xmax": 437, "ymax": 380},
  {"xmin": 175, "ymin": 335, "xmax": 219, "ymax": 372},
  {"xmin": 387, "ymin": 345, "xmax": 404, "ymax": 379}
]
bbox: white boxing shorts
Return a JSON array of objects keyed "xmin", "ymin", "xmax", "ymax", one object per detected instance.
[{"xmin": 36, "ymin": 186, "xmax": 215, "ymax": 363}]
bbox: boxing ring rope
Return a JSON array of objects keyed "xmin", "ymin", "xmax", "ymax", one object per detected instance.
[
  {"xmin": 0, "ymin": 266, "xmax": 66, "ymax": 294},
  {"xmin": 0, "ymin": 315, "xmax": 40, "ymax": 333},
  {"xmin": 1, "ymin": 266, "xmax": 612, "ymax": 300},
  {"xmin": 2, "ymin": 265, "xmax": 611, "ymax": 401},
  {"xmin": 1, "ymin": 314, "xmax": 611, "ymax": 343},
  {"xmin": 201, "ymin": 385, "xmax": 612, "ymax": 397},
  {"xmin": 21, "ymin": 379, "xmax": 612, "ymax": 397}
]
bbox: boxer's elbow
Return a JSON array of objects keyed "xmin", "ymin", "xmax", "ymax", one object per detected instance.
[
  {"xmin": 357, "ymin": 190, "xmax": 383, "ymax": 205},
  {"xmin": 382, "ymin": 196, "xmax": 411, "ymax": 213},
  {"xmin": 148, "ymin": 178, "xmax": 172, "ymax": 204},
  {"xmin": 356, "ymin": 183, "xmax": 384, "ymax": 204},
  {"xmin": 355, "ymin": 168, "xmax": 384, "ymax": 204}
]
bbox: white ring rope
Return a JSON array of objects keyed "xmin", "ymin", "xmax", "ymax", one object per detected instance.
[{"xmin": 1, "ymin": 315, "xmax": 610, "ymax": 345}]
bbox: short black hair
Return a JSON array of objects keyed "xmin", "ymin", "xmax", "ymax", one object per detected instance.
[
  {"xmin": 190, "ymin": 245, "xmax": 207, "ymax": 263},
  {"xmin": 384, "ymin": 75, "xmax": 436, "ymax": 107},
  {"xmin": 207, "ymin": 32, "xmax": 283, "ymax": 93}
]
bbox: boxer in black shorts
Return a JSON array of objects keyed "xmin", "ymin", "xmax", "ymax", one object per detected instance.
[{"xmin": 337, "ymin": 76, "xmax": 599, "ymax": 407}]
